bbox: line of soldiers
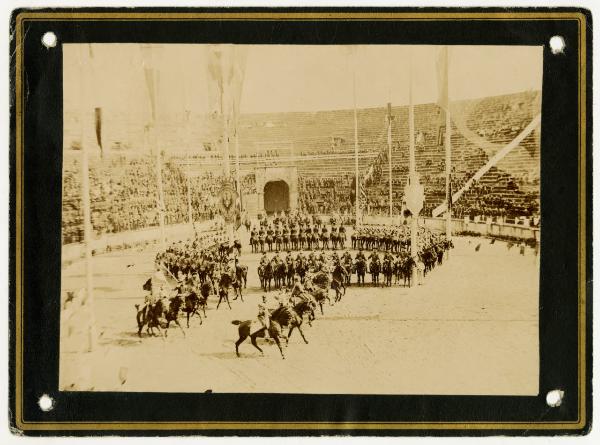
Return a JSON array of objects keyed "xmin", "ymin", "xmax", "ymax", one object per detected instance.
[
  {"xmin": 250, "ymin": 222, "xmax": 347, "ymax": 252},
  {"xmin": 144, "ymin": 232, "xmax": 240, "ymax": 306},
  {"xmin": 351, "ymin": 224, "xmax": 411, "ymax": 252}
]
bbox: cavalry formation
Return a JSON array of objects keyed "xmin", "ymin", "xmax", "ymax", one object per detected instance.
[
  {"xmin": 132, "ymin": 215, "xmax": 453, "ymax": 359},
  {"xmin": 249, "ymin": 213, "xmax": 348, "ymax": 252}
]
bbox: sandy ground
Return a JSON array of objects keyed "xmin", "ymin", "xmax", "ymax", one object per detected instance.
[{"xmin": 59, "ymin": 231, "xmax": 539, "ymax": 395}]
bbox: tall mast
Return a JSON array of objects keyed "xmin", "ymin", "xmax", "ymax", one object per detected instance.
[{"xmin": 387, "ymin": 102, "xmax": 393, "ymax": 219}]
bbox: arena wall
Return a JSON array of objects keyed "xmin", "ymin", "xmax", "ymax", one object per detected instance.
[
  {"xmin": 61, "ymin": 219, "xmax": 219, "ymax": 264},
  {"xmin": 362, "ymin": 215, "xmax": 539, "ymax": 242}
]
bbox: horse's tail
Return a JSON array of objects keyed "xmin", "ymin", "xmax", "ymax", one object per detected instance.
[
  {"xmin": 231, "ymin": 320, "xmax": 242, "ymax": 325},
  {"xmin": 135, "ymin": 304, "xmax": 140, "ymax": 311}
]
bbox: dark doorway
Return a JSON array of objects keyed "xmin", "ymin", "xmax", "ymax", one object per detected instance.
[{"xmin": 264, "ymin": 180, "xmax": 290, "ymax": 214}]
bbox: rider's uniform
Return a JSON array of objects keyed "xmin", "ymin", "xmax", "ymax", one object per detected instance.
[
  {"xmin": 259, "ymin": 255, "xmax": 269, "ymax": 267},
  {"xmin": 290, "ymin": 280, "xmax": 305, "ymax": 304},
  {"xmin": 257, "ymin": 302, "xmax": 270, "ymax": 332}
]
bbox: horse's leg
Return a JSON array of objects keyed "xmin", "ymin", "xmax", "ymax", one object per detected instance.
[
  {"xmin": 319, "ymin": 302, "xmax": 324, "ymax": 315},
  {"xmin": 297, "ymin": 323, "xmax": 309, "ymax": 344},
  {"xmin": 174, "ymin": 318, "xmax": 186, "ymax": 337},
  {"xmin": 225, "ymin": 292, "xmax": 232, "ymax": 309},
  {"xmin": 186, "ymin": 311, "xmax": 191, "ymax": 328},
  {"xmin": 235, "ymin": 334, "xmax": 247, "ymax": 357},
  {"xmin": 273, "ymin": 335, "xmax": 285, "ymax": 359},
  {"xmin": 287, "ymin": 325, "xmax": 294, "ymax": 345},
  {"xmin": 250, "ymin": 334, "xmax": 264, "ymax": 356}
]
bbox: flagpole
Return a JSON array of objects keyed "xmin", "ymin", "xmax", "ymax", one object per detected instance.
[
  {"xmin": 235, "ymin": 118, "xmax": 241, "ymax": 211},
  {"xmin": 154, "ymin": 124, "xmax": 167, "ymax": 251},
  {"xmin": 79, "ymin": 45, "xmax": 96, "ymax": 352},
  {"xmin": 444, "ymin": 48, "xmax": 452, "ymax": 242},
  {"xmin": 352, "ymin": 51, "xmax": 360, "ymax": 227},
  {"xmin": 185, "ymin": 110, "xmax": 193, "ymax": 227},
  {"xmin": 141, "ymin": 45, "xmax": 167, "ymax": 251},
  {"xmin": 387, "ymin": 102, "xmax": 393, "ymax": 219},
  {"xmin": 408, "ymin": 52, "xmax": 418, "ymax": 272}
]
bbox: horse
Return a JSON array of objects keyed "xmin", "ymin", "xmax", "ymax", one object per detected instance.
[
  {"xmin": 265, "ymin": 234, "xmax": 273, "ymax": 252},
  {"xmin": 382, "ymin": 258, "xmax": 394, "ymax": 287},
  {"xmin": 258, "ymin": 262, "xmax": 273, "ymax": 292},
  {"xmin": 393, "ymin": 257, "xmax": 403, "ymax": 285},
  {"xmin": 233, "ymin": 239, "xmax": 242, "ymax": 256},
  {"xmin": 286, "ymin": 261, "xmax": 295, "ymax": 287},
  {"xmin": 273, "ymin": 262, "xmax": 287, "ymax": 289},
  {"xmin": 282, "ymin": 233, "xmax": 291, "ymax": 251},
  {"xmin": 290, "ymin": 232, "xmax": 298, "ymax": 250},
  {"xmin": 198, "ymin": 281, "xmax": 212, "ymax": 316},
  {"xmin": 136, "ymin": 296, "xmax": 186, "ymax": 338},
  {"xmin": 354, "ymin": 258, "xmax": 367, "ymax": 286},
  {"xmin": 338, "ymin": 231, "xmax": 346, "ymax": 249},
  {"xmin": 217, "ymin": 272, "xmax": 234, "ymax": 309},
  {"xmin": 295, "ymin": 258, "xmax": 307, "ymax": 284},
  {"xmin": 331, "ymin": 263, "xmax": 348, "ymax": 302},
  {"xmin": 369, "ymin": 258, "xmax": 381, "ymax": 286},
  {"xmin": 342, "ymin": 257, "xmax": 353, "ymax": 285},
  {"xmin": 401, "ymin": 256, "xmax": 416, "ymax": 287},
  {"xmin": 285, "ymin": 299, "xmax": 316, "ymax": 345},
  {"xmin": 249, "ymin": 233, "xmax": 257, "ymax": 253},
  {"xmin": 232, "ymin": 305, "xmax": 292, "ymax": 359},
  {"xmin": 135, "ymin": 299, "xmax": 164, "ymax": 337},
  {"xmin": 329, "ymin": 232, "xmax": 337, "ymax": 250},
  {"xmin": 235, "ymin": 263, "xmax": 248, "ymax": 288},
  {"xmin": 321, "ymin": 232, "xmax": 329, "ymax": 250},
  {"xmin": 307, "ymin": 272, "xmax": 332, "ymax": 314},
  {"xmin": 182, "ymin": 291, "xmax": 203, "ymax": 328}
]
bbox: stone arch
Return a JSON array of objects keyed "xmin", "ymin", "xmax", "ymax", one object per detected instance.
[
  {"xmin": 254, "ymin": 166, "xmax": 299, "ymax": 216},
  {"xmin": 263, "ymin": 180, "xmax": 290, "ymax": 214}
]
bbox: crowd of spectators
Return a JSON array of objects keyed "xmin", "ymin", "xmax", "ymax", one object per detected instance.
[
  {"xmin": 298, "ymin": 176, "xmax": 354, "ymax": 216},
  {"xmin": 62, "ymin": 155, "xmax": 224, "ymax": 244}
]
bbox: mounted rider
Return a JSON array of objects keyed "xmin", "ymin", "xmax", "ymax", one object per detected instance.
[
  {"xmin": 355, "ymin": 248, "xmax": 366, "ymax": 262},
  {"xmin": 289, "ymin": 275, "xmax": 305, "ymax": 305},
  {"xmin": 257, "ymin": 295, "xmax": 271, "ymax": 337},
  {"xmin": 259, "ymin": 251, "xmax": 269, "ymax": 267},
  {"xmin": 285, "ymin": 250, "xmax": 294, "ymax": 267}
]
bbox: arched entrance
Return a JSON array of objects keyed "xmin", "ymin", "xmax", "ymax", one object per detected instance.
[{"xmin": 263, "ymin": 180, "xmax": 290, "ymax": 214}]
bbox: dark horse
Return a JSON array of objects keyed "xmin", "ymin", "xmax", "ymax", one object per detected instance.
[
  {"xmin": 354, "ymin": 258, "xmax": 367, "ymax": 286},
  {"xmin": 331, "ymin": 263, "xmax": 348, "ymax": 302},
  {"xmin": 382, "ymin": 258, "xmax": 394, "ymax": 287},
  {"xmin": 235, "ymin": 263, "xmax": 248, "ymax": 288},
  {"xmin": 135, "ymin": 296, "xmax": 186, "ymax": 338},
  {"xmin": 182, "ymin": 291, "xmax": 204, "ymax": 328},
  {"xmin": 258, "ymin": 262, "xmax": 273, "ymax": 292},
  {"xmin": 369, "ymin": 258, "xmax": 381, "ymax": 286},
  {"xmin": 217, "ymin": 272, "xmax": 234, "ymax": 309},
  {"xmin": 232, "ymin": 306, "xmax": 288, "ymax": 359}
]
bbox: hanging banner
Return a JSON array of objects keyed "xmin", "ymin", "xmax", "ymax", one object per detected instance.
[
  {"xmin": 404, "ymin": 174, "xmax": 424, "ymax": 216},
  {"xmin": 218, "ymin": 183, "xmax": 238, "ymax": 223}
]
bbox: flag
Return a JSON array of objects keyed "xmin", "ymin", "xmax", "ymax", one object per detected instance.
[
  {"xmin": 436, "ymin": 46, "xmax": 449, "ymax": 111},
  {"xmin": 143, "ymin": 67, "xmax": 157, "ymax": 122},
  {"xmin": 140, "ymin": 45, "xmax": 159, "ymax": 123},
  {"xmin": 350, "ymin": 176, "xmax": 357, "ymax": 205},
  {"xmin": 94, "ymin": 107, "xmax": 103, "ymax": 157},
  {"xmin": 359, "ymin": 180, "xmax": 367, "ymax": 209}
]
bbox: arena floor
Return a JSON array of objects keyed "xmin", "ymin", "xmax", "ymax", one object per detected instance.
[{"xmin": 59, "ymin": 230, "xmax": 539, "ymax": 395}]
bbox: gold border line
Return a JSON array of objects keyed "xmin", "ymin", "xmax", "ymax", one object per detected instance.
[{"xmin": 13, "ymin": 10, "xmax": 588, "ymax": 432}]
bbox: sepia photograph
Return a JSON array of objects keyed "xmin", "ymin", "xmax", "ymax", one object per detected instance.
[{"xmin": 58, "ymin": 43, "xmax": 543, "ymax": 395}]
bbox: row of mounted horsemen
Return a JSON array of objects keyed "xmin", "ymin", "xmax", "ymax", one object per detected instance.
[
  {"xmin": 134, "ymin": 223, "xmax": 453, "ymax": 358},
  {"xmin": 133, "ymin": 239, "xmax": 338, "ymax": 359}
]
